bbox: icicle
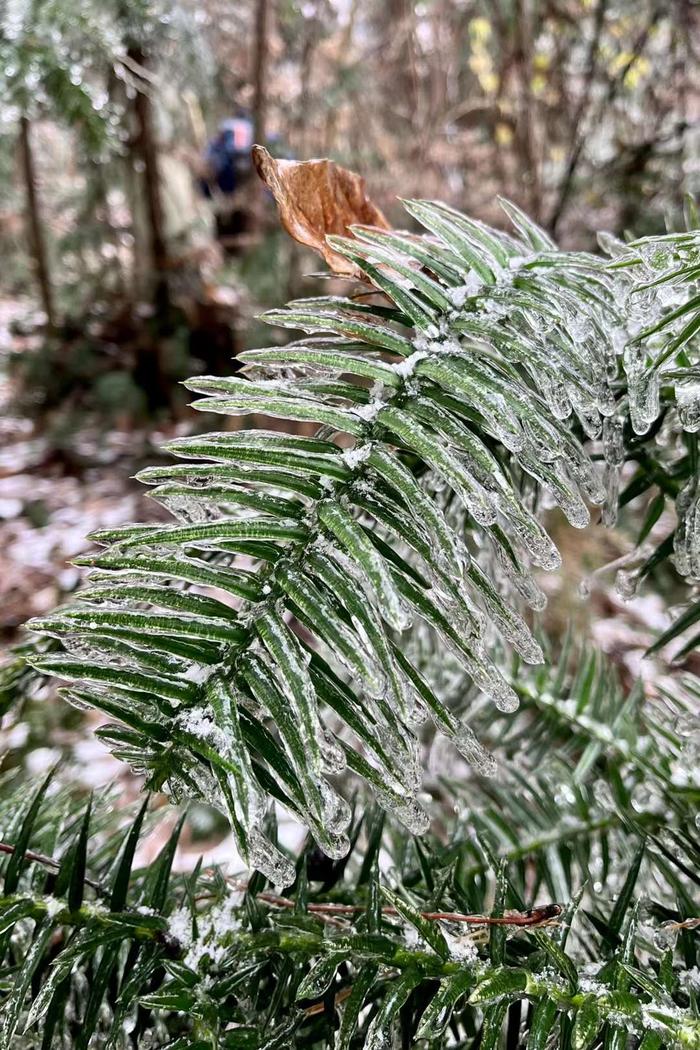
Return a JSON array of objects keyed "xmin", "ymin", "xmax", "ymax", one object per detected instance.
[
  {"xmin": 674, "ymin": 478, "xmax": 699, "ymax": 578},
  {"xmin": 319, "ymin": 779, "xmax": 352, "ymax": 835},
  {"xmin": 689, "ymin": 496, "xmax": 700, "ymax": 579},
  {"xmin": 568, "ymin": 315, "xmax": 594, "ymax": 346},
  {"xmin": 157, "ymin": 494, "xmax": 213, "ymax": 523},
  {"xmin": 674, "ymin": 712, "xmax": 697, "ymax": 738},
  {"xmin": 451, "ymin": 723, "xmax": 498, "ymax": 776},
  {"xmin": 515, "ymin": 449, "xmax": 590, "ymax": 529},
  {"xmin": 317, "ymin": 499, "xmax": 412, "ymax": 632},
  {"xmin": 405, "ymin": 694, "xmax": 430, "ymax": 729},
  {"xmin": 596, "ymin": 378, "xmax": 616, "ymax": 417},
  {"xmin": 491, "ymin": 540, "xmax": 548, "ymax": 610},
  {"xmin": 601, "ymin": 415, "xmax": 624, "ymax": 527},
  {"xmin": 247, "ymin": 827, "xmax": 295, "ymax": 889},
  {"xmin": 376, "ymin": 787, "xmax": 431, "ymax": 835},
  {"xmin": 311, "ymin": 824, "xmax": 351, "ymax": 861},
  {"xmin": 490, "ymin": 683, "xmax": 520, "ymax": 713},
  {"xmin": 466, "ymin": 563, "xmax": 543, "ymax": 662},
  {"xmin": 319, "ymin": 728, "xmax": 347, "ymax": 775},
  {"xmin": 610, "ymin": 324, "xmax": 627, "ymax": 355},
  {"xmin": 625, "ymin": 345, "xmax": 660, "ymax": 434},
  {"xmin": 563, "ymin": 447, "xmax": 606, "ymax": 506},
  {"xmin": 369, "ymin": 446, "xmax": 471, "ymax": 581},
  {"xmin": 381, "ymin": 731, "xmax": 422, "ymax": 796},
  {"xmin": 569, "ymin": 385, "xmax": 602, "ymax": 439},
  {"xmin": 502, "ymin": 510, "xmax": 562, "ymax": 571},
  {"xmin": 465, "ymin": 641, "xmax": 520, "ymax": 712},
  {"xmin": 633, "ymin": 370, "xmax": 660, "ymax": 434},
  {"xmin": 653, "ymin": 924, "xmax": 678, "ymax": 952},
  {"xmin": 597, "ymin": 230, "xmax": 628, "ymax": 258},
  {"xmin": 603, "ymin": 415, "xmax": 625, "ymax": 467},
  {"xmin": 448, "ymin": 453, "xmax": 500, "ymax": 526},
  {"xmin": 676, "ymin": 379, "xmax": 700, "ymax": 433},
  {"xmin": 433, "ymin": 584, "xmax": 484, "ymax": 640},
  {"xmin": 499, "ymin": 616, "xmax": 543, "ymax": 664},
  {"xmin": 601, "ymin": 462, "xmax": 620, "ymax": 528},
  {"xmin": 255, "ymin": 607, "xmax": 326, "ymax": 784},
  {"xmin": 539, "ymin": 372, "xmax": 572, "ymax": 420}
]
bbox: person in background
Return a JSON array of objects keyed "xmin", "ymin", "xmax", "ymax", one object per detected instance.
[{"xmin": 199, "ymin": 114, "xmax": 255, "ymax": 253}]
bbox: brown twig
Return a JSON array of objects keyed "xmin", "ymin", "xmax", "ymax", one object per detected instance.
[
  {"xmin": 0, "ymin": 841, "xmax": 106, "ymax": 895},
  {"xmin": 664, "ymin": 917, "xmax": 700, "ymax": 931},
  {"xmin": 255, "ymin": 891, "xmax": 562, "ymax": 927},
  {"xmin": 549, "ymin": 1, "xmax": 663, "ymax": 233}
]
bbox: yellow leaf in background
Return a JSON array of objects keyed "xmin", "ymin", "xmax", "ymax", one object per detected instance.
[
  {"xmin": 469, "ymin": 51, "xmax": 490, "ymax": 76},
  {"xmin": 252, "ymin": 146, "xmax": 389, "ymax": 278},
  {"xmin": 480, "ymin": 71, "xmax": 499, "ymax": 95},
  {"xmin": 609, "ymin": 50, "xmax": 634, "ymax": 74},
  {"xmin": 533, "ymin": 52, "xmax": 551, "ymax": 71},
  {"xmin": 469, "ymin": 17, "xmax": 492, "ymax": 42},
  {"xmin": 624, "ymin": 56, "xmax": 650, "ymax": 88},
  {"xmin": 495, "ymin": 123, "xmax": 513, "ymax": 146},
  {"xmin": 531, "ymin": 74, "xmax": 547, "ymax": 95}
]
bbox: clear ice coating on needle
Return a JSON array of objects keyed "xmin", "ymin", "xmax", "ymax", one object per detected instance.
[{"xmin": 677, "ymin": 379, "xmax": 700, "ymax": 433}]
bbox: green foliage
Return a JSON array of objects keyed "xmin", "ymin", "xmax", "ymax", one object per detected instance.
[
  {"xmin": 0, "ymin": 0, "xmax": 118, "ymax": 147},
  {"xmin": 25, "ymin": 198, "xmax": 700, "ymax": 885},
  {"xmin": 2, "ymin": 195, "xmax": 699, "ymax": 1045},
  {"xmin": 0, "ymin": 642, "xmax": 697, "ymax": 1048}
]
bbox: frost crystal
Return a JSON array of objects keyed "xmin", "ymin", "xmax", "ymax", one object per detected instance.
[
  {"xmin": 354, "ymin": 400, "xmax": 385, "ymax": 422},
  {"xmin": 448, "ymin": 271, "xmax": 484, "ymax": 307},
  {"xmin": 170, "ymin": 891, "xmax": 243, "ymax": 974},
  {"xmin": 342, "ymin": 443, "xmax": 372, "ymax": 470},
  {"xmin": 443, "ymin": 928, "xmax": 479, "ymax": 963},
  {"xmin": 176, "ymin": 706, "xmax": 229, "ymax": 751},
  {"xmin": 393, "ymin": 350, "xmax": 428, "ymax": 379}
]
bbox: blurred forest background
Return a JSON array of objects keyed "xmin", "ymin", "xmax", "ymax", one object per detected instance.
[{"xmin": 0, "ymin": 0, "xmax": 698, "ymax": 857}]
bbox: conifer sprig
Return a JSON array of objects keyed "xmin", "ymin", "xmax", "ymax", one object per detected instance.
[{"xmin": 23, "ymin": 201, "xmax": 700, "ymax": 888}]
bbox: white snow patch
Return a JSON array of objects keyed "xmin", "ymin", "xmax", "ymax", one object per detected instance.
[
  {"xmin": 448, "ymin": 272, "xmax": 484, "ymax": 307},
  {"xmin": 393, "ymin": 351, "xmax": 428, "ymax": 379},
  {"xmin": 342, "ymin": 444, "xmax": 372, "ymax": 470},
  {"xmin": 354, "ymin": 400, "xmax": 385, "ymax": 422}
]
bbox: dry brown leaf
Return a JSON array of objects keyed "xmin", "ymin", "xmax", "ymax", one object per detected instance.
[{"xmin": 252, "ymin": 145, "xmax": 390, "ymax": 277}]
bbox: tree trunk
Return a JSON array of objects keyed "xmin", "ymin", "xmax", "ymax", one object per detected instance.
[
  {"xmin": 18, "ymin": 116, "xmax": 55, "ymax": 330},
  {"xmin": 128, "ymin": 45, "xmax": 170, "ymax": 314},
  {"xmin": 252, "ymin": 0, "xmax": 270, "ymax": 147},
  {"xmin": 251, "ymin": 0, "xmax": 271, "ymax": 232},
  {"xmin": 511, "ymin": 0, "xmax": 542, "ymax": 220}
]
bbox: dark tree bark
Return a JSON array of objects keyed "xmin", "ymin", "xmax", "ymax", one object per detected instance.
[
  {"xmin": 250, "ymin": 0, "xmax": 271, "ymax": 233},
  {"xmin": 511, "ymin": 0, "xmax": 542, "ymax": 220},
  {"xmin": 252, "ymin": 0, "xmax": 270, "ymax": 147},
  {"xmin": 19, "ymin": 116, "xmax": 55, "ymax": 330},
  {"xmin": 128, "ymin": 45, "xmax": 170, "ymax": 314}
]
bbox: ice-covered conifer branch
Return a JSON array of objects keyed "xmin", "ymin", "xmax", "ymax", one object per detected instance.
[{"xmin": 26, "ymin": 200, "xmax": 700, "ymax": 884}]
